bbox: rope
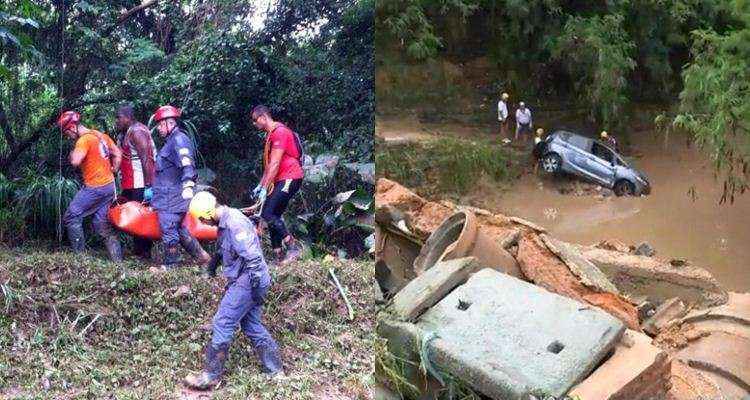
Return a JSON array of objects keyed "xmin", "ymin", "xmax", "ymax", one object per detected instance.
[
  {"xmin": 418, "ymin": 331, "xmax": 445, "ymax": 386},
  {"xmin": 56, "ymin": 1, "xmax": 66, "ymax": 244}
]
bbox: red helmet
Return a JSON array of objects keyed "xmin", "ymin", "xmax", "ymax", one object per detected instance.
[
  {"xmin": 152, "ymin": 105, "xmax": 181, "ymax": 122},
  {"xmin": 57, "ymin": 111, "xmax": 80, "ymax": 132}
]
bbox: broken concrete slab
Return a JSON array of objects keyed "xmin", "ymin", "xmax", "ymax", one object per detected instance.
[
  {"xmin": 577, "ymin": 247, "xmax": 728, "ymax": 309},
  {"xmin": 676, "ymin": 331, "xmax": 750, "ymax": 398},
  {"xmin": 517, "ymin": 234, "xmax": 640, "ymax": 330},
  {"xmin": 541, "ymin": 234, "xmax": 619, "ymax": 294},
  {"xmin": 415, "ymin": 269, "xmax": 625, "ymax": 399},
  {"xmin": 375, "ymin": 226, "xmax": 423, "ymax": 296},
  {"xmin": 643, "ymin": 297, "xmax": 687, "ymax": 336},
  {"xmin": 666, "ymin": 360, "xmax": 726, "ymax": 400},
  {"xmin": 389, "ymin": 257, "xmax": 477, "ymax": 321},
  {"xmin": 569, "ymin": 329, "xmax": 671, "ymax": 400}
]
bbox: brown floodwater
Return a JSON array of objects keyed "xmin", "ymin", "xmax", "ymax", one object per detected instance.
[
  {"xmin": 483, "ymin": 132, "xmax": 750, "ymax": 292},
  {"xmin": 376, "ymin": 115, "xmax": 750, "ymax": 292}
]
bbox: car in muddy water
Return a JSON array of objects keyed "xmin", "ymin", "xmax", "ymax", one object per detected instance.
[{"xmin": 538, "ymin": 130, "xmax": 651, "ymax": 196}]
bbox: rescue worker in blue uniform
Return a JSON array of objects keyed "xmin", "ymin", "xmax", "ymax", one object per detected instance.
[
  {"xmin": 150, "ymin": 105, "xmax": 210, "ymax": 269},
  {"xmin": 184, "ymin": 192, "xmax": 283, "ymax": 389}
]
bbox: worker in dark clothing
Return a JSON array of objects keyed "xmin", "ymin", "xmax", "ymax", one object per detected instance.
[
  {"xmin": 115, "ymin": 104, "xmax": 157, "ymax": 259},
  {"xmin": 150, "ymin": 105, "xmax": 210, "ymax": 270},
  {"xmin": 58, "ymin": 110, "xmax": 123, "ymax": 262},
  {"xmin": 249, "ymin": 105, "xmax": 304, "ymax": 265},
  {"xmin": 184, "ymin": 192, "xmax": 283, "ymax": 389}
]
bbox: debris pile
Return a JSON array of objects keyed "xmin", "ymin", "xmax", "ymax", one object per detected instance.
[{"xmin": 375, "ymin": 178, "xmax": 749, "ymax": 400}]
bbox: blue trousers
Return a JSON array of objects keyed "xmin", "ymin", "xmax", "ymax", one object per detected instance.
[
  {"xmin": 63, "ymin": 182, "xmax": 117, "ymax": 252},
  {"xmin": 212, "ymin": 271, "xmax": 282, "ymax": 373}
]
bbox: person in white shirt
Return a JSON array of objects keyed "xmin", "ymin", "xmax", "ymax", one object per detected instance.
[
  {"xmin": 515, "ymin": 101, "xmax": 533, "ymax": 141},
  {"xmin": 498, "ymin": 92, "xmax": 509, "ymax": 137}
]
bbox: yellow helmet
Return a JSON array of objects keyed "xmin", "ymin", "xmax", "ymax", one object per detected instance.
[
  {"xmin": 189, "ymin": 191, "xmax": 217, "ymax": 220},
  {"xmin": 502, "ymin": 92, "xmax": 509, "ymax": 100},
  {"xmin": 536, "ymin": 128, "xmax": 544, "ymax": 136},
  {"xmin": 600, "ymin": 130, "xmax": 608, "ymax": 138}
]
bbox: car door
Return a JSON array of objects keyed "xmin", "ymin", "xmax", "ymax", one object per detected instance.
[
  {"xmin": 586, "ymin": 143, "xmax": 616, "ymax": 185},
  {"xmin": 563, "ymin": 135, "xmax": 590, "ymax": 171}
]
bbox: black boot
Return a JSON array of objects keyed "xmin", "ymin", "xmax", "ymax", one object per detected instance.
[
  {"xmin": 160, "ymin": 244, "xmax": 180, "ymax": 271},
  {"xmin": 281, "ymin": 237, "xmax": 302, "ymax": 265},
  {"xmin": 66, "ymin": 224, "xmax": 86, "ymax": 253},
  {"xmin": 256, "ymin": 342, "xmax": 283, "ymax": 375},
  {"xmin": 184, "ymin": 342, "xmax": 229, "ymax": 390},
  {"xmin": 104, "ymin": 235, "xmax": 123, "ymax": 262},
  {"xmin": 179, "ymin": 228, "xmax": 211, "ymax": 264}
]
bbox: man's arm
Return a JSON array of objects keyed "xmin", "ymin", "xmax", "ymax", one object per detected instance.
[
  {"xmin": 69, "ymin": 137, "xmax": 87, "ymax": 167},
  {"xmin": 130, "ymin": 128, "xmax": 156, "ymax": 186},
  {"xmin": 69, "ymin": 148, "xmax": 86, "ymax": 167},
  {"xmin": 174, "ymin": 134, "xmax": 197, "ymax": 186},
  {"xmin": 108, "ymin": 137, "xmax": 122, "ymax": 173},
  {"xmin": 260, "ymin": 148, "xmax": 284, "ymax": 188},
  {"xmin": 230, "ymin": 225, "xmax": 264, "ymax": 265}
]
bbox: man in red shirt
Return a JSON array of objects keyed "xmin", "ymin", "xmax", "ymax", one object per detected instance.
[
  {"xmin": 115, "ymin": 104, "xmax": 157, "ymax": 259},
  {"xmin": 250, "ymin": 105, "xmax": 304, "ymax": 265}
]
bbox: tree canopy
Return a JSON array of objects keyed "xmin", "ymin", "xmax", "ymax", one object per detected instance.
[
  {"xmin": 0, "ymin": 0, "xmax": 374, "ymax": 251},
  {"xmin": 376, "ymin": 0, "xmax": 750, "ymax": 201}
]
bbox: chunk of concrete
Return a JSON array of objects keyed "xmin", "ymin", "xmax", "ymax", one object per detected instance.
[
  {"xmin": 676, "ymin": 331, "xmax": 750, "ymax": 398},
  {"xmin": 680, "ymin": 292, "xmax": 750, "ymax": 340},
  {"xmin": 389, "ymin": 257, "xmax": 477, "ymax": 321},
  {"xmin": 643, "ymin": 297, "xmax": 687, "ymax": 336},
  {"xmin": 569, "ymin": 329, "xmax": 671, "ymax": 400},
  {"xmin": 541, "ymin": 234, "xmax": 619, "ymax": 294},
  {"xmin": 416, "ymin": 269, "xmax": 625, "ymax": 399},
  {"xmin": 577, "ymin": 247, "xmax": 728, "ymax": 308}
]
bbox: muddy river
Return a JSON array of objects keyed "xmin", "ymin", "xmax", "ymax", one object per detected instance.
[{"xmin": 378, "ymin": 115, "xmax": 750, "ymax": 291}]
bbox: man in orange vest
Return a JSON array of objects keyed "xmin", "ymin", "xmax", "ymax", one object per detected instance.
[
  {"xmin": 249, "ymin": 105, "xmax": 304, "ymax": 265},
  {"xmin": 58, "ymin": 111, "xmax": 123, "ymax": 261}
]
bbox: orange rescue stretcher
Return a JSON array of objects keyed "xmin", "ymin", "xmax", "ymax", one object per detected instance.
[{"xmin": 108, "ymin": 201, "xmax": 218, "ymax": 241}]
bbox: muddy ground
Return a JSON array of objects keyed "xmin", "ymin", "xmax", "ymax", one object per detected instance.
[{"xmin": 376, "ymin": 114, "xmax": 750, "ymax": 292}]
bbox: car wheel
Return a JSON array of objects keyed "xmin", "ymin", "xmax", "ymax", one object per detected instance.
[
  {"xmin": 614, "ymin": 179, "xmax": 635, "ymax": 196},
  {"xmin": 541, "ymin": 153, "xmax": 562, "ymax": 174}
]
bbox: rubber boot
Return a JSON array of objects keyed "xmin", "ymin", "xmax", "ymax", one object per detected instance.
[
  {"xmin": 184, "ymin": 342, "xmax": 229, "ymax": 390},
  {"xmin": 160, "ymin": 244, "xmax": 180, "ymax": 271},
  {"xmin": 256, "ymin": 342, "xmax": 283, "ymax": 375},
  {"xmin": 180, "ymin": 230, "xmax": 211, "ymax": 264},
  {"xmin": 269, "ymin": 248, "xmax": 284, "ymax": 268},
  {"xmin": 280, "ymin": 237, "xmax": 302, "ymax": 265},
  {"xmin": 104, "ymin": 235, "xmax": 123, "ymax": 262},
  {"xmin": 66, "ymin": 224, "xmax": 86, "ymax": 253}
]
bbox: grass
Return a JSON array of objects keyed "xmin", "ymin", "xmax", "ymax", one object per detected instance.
[
  {"xmin": 0, "ymin": 247, "xmax": 375, "ymax": 399},
  {"xmin": 375, "ymin": 136, "xmax": 521, "ymax": 197}
]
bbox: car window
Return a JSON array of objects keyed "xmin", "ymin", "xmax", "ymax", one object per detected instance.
[
  {"xmin": 592, "ymin": 142, "xmax": 614, "ymax": 163},
  {"xmin": 567, "ymin": 135, "xmax": 590, "ymax": 151}
]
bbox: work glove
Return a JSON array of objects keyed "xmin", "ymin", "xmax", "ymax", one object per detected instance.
[
  {"xmin": 251, "ymin": 184, "xmax": 264, "ymax": 198},
  {"xmin": 205, "ymin": 252, "xmax": 221, "ymax": 277},
  {"xmin": 181, "ymin": 186, "xmax": 194, "ymax": 200},
  {"xmin": 143, "ymin": 186, "xmax": 153, "ymax": 202},
  {"xmin": 257, "ymin": 187, "xmax": 267, "ymax": 203}
]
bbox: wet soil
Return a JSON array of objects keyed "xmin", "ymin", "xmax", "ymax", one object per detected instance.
[{"xmin": 377, "ymin": 115, "xmax": 750, "ymax": 292}]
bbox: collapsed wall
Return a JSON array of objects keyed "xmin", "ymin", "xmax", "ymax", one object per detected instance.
[{"xmin": 375, "ymin": 178, "xmax": 748, "ymax": 400}]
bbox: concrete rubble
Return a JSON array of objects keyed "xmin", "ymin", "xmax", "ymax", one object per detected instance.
[{"xmin": 375, "ymin": 178, "xmax": 750, "ymax": 400}]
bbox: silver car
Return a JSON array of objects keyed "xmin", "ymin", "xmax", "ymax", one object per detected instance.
[{"xmin": 538, "ymin": 130, "xmax": 651, "ymax": 196}]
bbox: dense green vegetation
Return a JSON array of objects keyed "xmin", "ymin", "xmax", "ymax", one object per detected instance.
[
  {"xmin": 376, "ymin": 137, "xmax": 519, "ymax": 197},
  {"xmin": 0, "ymin": 248, "xmax": 374, "ymax": 399},
  {"xmin": 376, "ymin": 0, "xmax": 750, "ymax": 201},
  {"xmin": 0, "ymin": 0, "xmax": 374, "ymax": 249}
]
